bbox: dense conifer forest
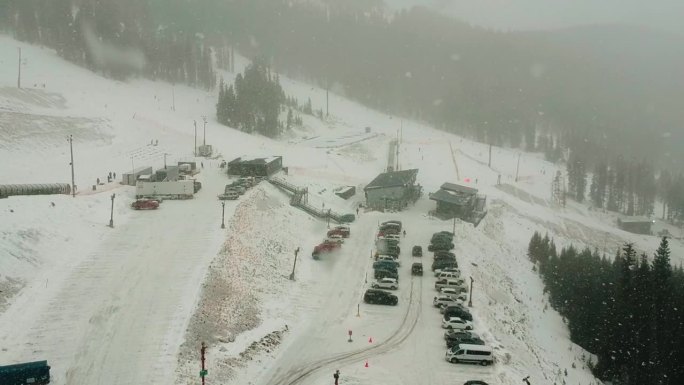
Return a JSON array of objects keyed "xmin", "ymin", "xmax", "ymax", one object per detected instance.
[{"xmin": 528, "ymin": 232, "xmax": 684, "ymax": 384}]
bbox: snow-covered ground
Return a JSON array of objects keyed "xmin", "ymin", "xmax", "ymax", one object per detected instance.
[{"xmin": 1, "ymin": 35, "xmax": 681, "ymax": 385}]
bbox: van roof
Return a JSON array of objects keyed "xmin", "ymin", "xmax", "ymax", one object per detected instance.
[{"xmin": 457, "ymin": 344, "xmax": 492, "ymax": 352}]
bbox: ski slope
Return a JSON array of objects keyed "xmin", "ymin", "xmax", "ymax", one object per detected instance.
[{"xmin": 1, "ymin": 35, "xmax": 681, "ymax": 385}]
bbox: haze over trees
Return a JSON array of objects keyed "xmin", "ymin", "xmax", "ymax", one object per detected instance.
[{"xmin": 4, "ymin": 0, "xmax": 684, "ymax": 218}]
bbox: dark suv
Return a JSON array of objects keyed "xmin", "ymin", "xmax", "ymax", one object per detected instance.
[
  {"xmin": 412, "ymin": 245, "xmax": 422, "ymax": 257},
  {"xmin": 443, "ymin": 305, "xmax": 473, "ymax": 321},
  {"xmin": 432, "ymin": 259, "xmax": 457, "ymax": 271},
  {"xmin": 375, "ymin": 268, "xmax": 399, "ymax": 281},
  {"xmin": 446, "ymin": 335, "xmax": 485, "ymax": 348},
  {"xmin": 364, "ymin": 289, "xmax": 398, "ymax": 306}
]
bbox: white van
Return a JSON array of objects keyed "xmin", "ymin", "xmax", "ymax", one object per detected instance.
[{"xmin": 445, "ymin": 344, "xmax": 494, "ymax": 366}]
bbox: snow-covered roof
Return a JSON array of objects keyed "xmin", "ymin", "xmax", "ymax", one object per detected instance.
[{"xmin": 364, "ymin": 169, "xmax": 418, "ymax": 190}]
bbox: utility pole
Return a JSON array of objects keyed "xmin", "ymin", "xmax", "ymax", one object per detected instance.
[
  {"xmin": 171, "ymin": 84, "xmax": 175, "ymax": 111},
  {"xmin": 488, "ymin": 143, "xmax": 492, "ymax": 168},
  {"xmin": 289, "ymin": 247, "xmax": 300, "ymax": 281},
  {"xmin": 68, "ymin": 135, "xmax": 75, "ymax": 197},
  {"xmin": 468, "ymin": 276, "xmax": 474, "ymax": 307},
  {"xmin": 163, "ymin": 153, "xmax": 169, "ymax": 169},
  {"xmin": 109, "ymin": 193, "xmax": 115, "ymax": 227},
  {"xmin": 200, "ymin": 342, "xmax": 208, "ymax": 385},
  {"xmin": 193, "ymin": 120, "xmax": 197, "ymax": 156},
  {"xmin": 202, "ymin": 116, "xmax": 207, "ymax": 146},
  {"xmin": 17, "ymin": 47, "xmax": 21, "ymax": 89},
  {"xmin": 221, "ymin": 201, "xmax": 226, "ymax": 229},
  {"xmin": 452, "ymin": 216, "xmax": 456, "ymax": 234},
  {"xmin": 515, "ymin": 153, "xmax": 521, "ymax": 182},
  {"xmin": 326, "ymin": 78, "xmax": 329, "ymax": 117}
]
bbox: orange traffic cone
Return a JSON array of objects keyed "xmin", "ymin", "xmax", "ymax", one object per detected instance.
[
  {"xmin": 368, "ymin": 337, "xmax": 373, "ymax": 343},
  {"xmin": 364, "ymin": 360, "xmax": 369, "ymax": 368}
]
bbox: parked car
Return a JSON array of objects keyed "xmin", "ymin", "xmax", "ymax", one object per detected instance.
[
  {"xmin": 131, "ymin": 199, "xmax": 159, "ymax": 210},
  {"xmin": 432, "ymin": 231, "xmax": 453, "ymax": 240},
  {"xmin": 372, "ymin": 278, "xmax": 398, "ymax": 290},
  {"xmin": 326, "ymin": 236, "xmax": 345, "ymax": 244},
  {"xmin": 433, "ymin": 295, "xmax": 460, "ymax": 308},
  {"xmin": 435, "ymin": 278, "xmax": 468, "ymax": 292},
  {"xmin": 447, "ymin": 335, "xmax": 485, "ymax": 348},
  {"xmin": 411, "ymin": 262, "xmax": 423, "ymax": 276},
  {"xmin": 312, "ymin": 241, "xmax": 341, "ymax": 260},
  {"xmin": 444, "ymin": 329, "xmax": 478, "ymax": 341},
  {"xmin": 463, "ymin": 381, "xmax": 489, "ymax": 385},
  {"xmin": 434, "ymin": 251, "xmax": 456, "ymax": 259},
  {"xmin": 327, "ymin": 228, "xmax": 350, "ymax": 238},
  {"xmin": 437, "ymin": 271, "xmax": 462, "ymax": 280},
  {"xmin": 429, "ymin": 242, "xmax": 455, "ymax": 252},
  {"xmin": 373, "ymin": 261, "xmax": 398, "ymax": 272},
  {"xmin": 412, "ymin": 245, "xmax": 423, "ymax": 257},
  {"xmin": 377, "ymin": 255, "xmax": 400, "ymax": 266},
  {"xmin": 440, "ymin": 288, "xmax": 468, "ymax": 301},
  {"xmin": 432, "ymin": 259, "xmax": 458, "ymax": 272},
  {"xmin": 382, "ymin": 220, "xmax": 402, "ymax": 230},
  {"xmin": 445, "ymin": 344, "xmax": 493, "ymax": 366},
  {"xmin": 363, "ymin": 289, "xmax": 398, "ymax": 305},
  {"xmin": 374, "ymin": 268, "xmax": 399, "ymax": 281},
  {"xmin": 442, "ymin": 317, "xmax": 473, "ymax": 330},
  {"xmin": 443, "ymin": 305, "xmax": 473, "ymax": 321},
  {"xmin": 434, "ymin": 267, "xmax": 460, "ymax": 277},
  {"xmin": 381, "ymin": 233, "xmax": 401, "ymax": 241},
  {"xmin": 218, "ymin": 190, "xmax": 239, "ymax": 200},
  {"xmin": 331, "ymin": 226, "xmax": 351, "ymax": 237}
]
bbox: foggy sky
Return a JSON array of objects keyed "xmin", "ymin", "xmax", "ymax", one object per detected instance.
[{"xmin": 385, "ymin": 0, "xmax": 684, "ymax": 35}]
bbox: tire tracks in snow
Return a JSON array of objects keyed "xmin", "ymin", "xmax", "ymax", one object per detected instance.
[{"xmin": 268, "ymin": 276, "xmax": 422, "ymax": 385}]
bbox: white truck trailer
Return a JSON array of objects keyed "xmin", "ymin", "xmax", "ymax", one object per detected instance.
[{"xmin": 135, "ymin": 180, "xmax": 194, "ymax": 199}]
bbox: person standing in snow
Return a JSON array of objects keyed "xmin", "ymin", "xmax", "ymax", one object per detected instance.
[
  {"xmin": 333, "ymin": 370, "xmax": 340, "ymax": 385},
  {"xmin": 403, "ymin": 230, "xmax": 406, "ymax": 237}
]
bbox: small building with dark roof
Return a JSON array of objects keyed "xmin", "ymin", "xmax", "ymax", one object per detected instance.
[
  {"xmin": 364, "ymin": 169, "xmax": 420, "ymax": 211},
  {"xmin": 429, "ymin": 182, "xmax": 486, "ymax": 223},
  {"xmin": 227, "ymin": 156, "xmax": 283, "ymax": 177},
  {"xmin": 617, "ymin": 216, "xmax": 653, "ymax": 235}
]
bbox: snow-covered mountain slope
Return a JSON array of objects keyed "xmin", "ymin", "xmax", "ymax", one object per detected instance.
[{"xmin": 1, "ymin": 35, "xmax": 680, "ymax": 385}]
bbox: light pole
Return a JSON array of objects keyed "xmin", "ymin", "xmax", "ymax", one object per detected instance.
[
  {"xmin": 468, "ymin": 276, "xmax": 474, "ymax": 307},
  {"xmin": 17, "ymin": 47, "xmax": 21, "ymax": 89},
  {"xmin": 289, "ymin": 247, "xmax": 300, "ymax": 281},
  {"xmin": 194, "ymin": 120, "xmax": 197, "ymax": 156},
  {"xmin": 109, "ymin": 193, "xmax": 115, "ymax": 227},
  {"xmin": 452, "ymin": 216, "xmax": 456, "ymax": 234},
  {"xmin": 67, "ymin": 135, "xmax": 75, "ymax": 197},
  {"xmin": 221, "ymin": 201, "xmax": 226, "ymax": 229},
  {"xmin": 515, "ymin": 153, "xmax": 521, "ymax": 182},
  {"xmin": 202, "ymin": 116, "xmax": 207, "ymax": 147}
]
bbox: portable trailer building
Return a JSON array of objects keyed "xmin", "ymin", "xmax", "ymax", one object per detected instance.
[
  {"xmin": 122, "ymin": 166, "xmax": 153, "ymax": 186},
  {"xmin": 0, "ymin": 183, "xmax": 71, "ymax": 198},
  {"xmin": 227, "ymin": 156, "xmax": 283, "ymax": 177},
  {"xmin": 617, "ymin": 216, "xmax": 654, "ymax": 235}
]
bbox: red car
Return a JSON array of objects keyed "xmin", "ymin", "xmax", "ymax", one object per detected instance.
[
  {"xmin": 312, "ymin": 241, "xmax": 342, "ymax": 259},
  {"xmin": 327, "ymin": 228, "xmax": 350, "ymax": 238},
  {"xmin": 131, "ymin": 199, "xmax": 160, "ymax": 210}
]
